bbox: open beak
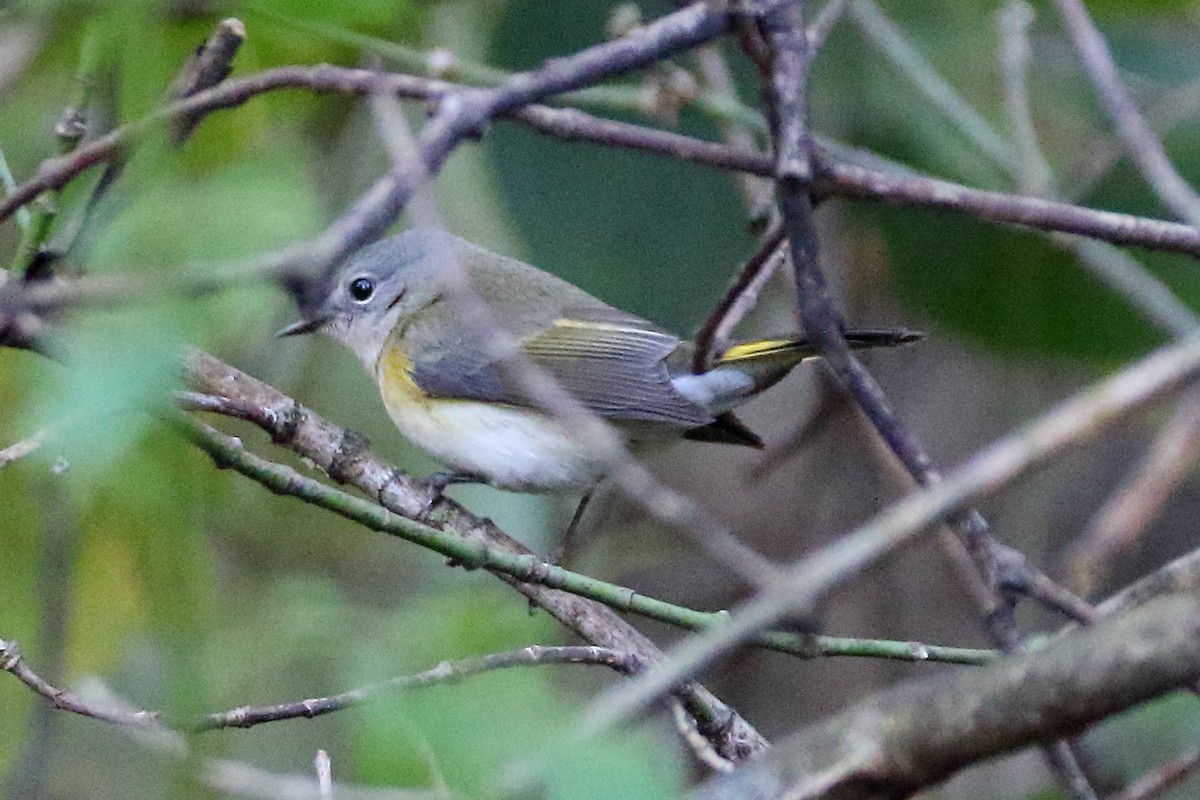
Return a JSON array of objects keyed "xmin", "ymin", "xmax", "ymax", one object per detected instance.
[{"xmin": 276, "ymin": 315, "xmax": 329, "ymax": 337}]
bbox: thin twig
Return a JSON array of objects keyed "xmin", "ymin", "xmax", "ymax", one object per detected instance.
[
  {"xmin": 807, "ymin": 0, "xmax": 848, "ymax": 57},
  {"xmin": 692, "ymin": 222, "xmax": 786, "ymax": 373},
  {"xmin": 692, "ymin": 43, "xmax": 775, "ymax": 225},
  {"xmin": 2, "ymin": 635, "xmax": 630, "ymax": 734},
  {"xmin": 314, "ymin": 750, "xmax": 333, "ymax": 800},
  {"xmin": 0, "ymin": 429, "xmax": 48, "ymax": 468},
  {"xmin": 0, "ymin": 145, "xmax": 32, "ymax": 231},
  {"xmin": 669, "ymin": 697, "xmax": 737, "ymax": 774},
  {"xmin": 184, "ymin": 646, "xmax": 634, "ymax": 732}
]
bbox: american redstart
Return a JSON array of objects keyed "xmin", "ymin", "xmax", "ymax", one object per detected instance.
[{"xmin": 279, "ymin": 229, "xmax": 920, "ymax": 493}]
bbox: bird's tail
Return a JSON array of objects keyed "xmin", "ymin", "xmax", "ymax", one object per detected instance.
[
  {"xmin": 672, "ymin": 327, "xmax": 922, "ymax": 418},
  {"xmin": 716, "ymin": 327, "xmax": 923, "ymax": 369}
]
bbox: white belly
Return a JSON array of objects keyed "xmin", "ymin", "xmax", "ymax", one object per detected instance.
[{"xmin": 384, "ymin": 396, "xmax": 607, "ymax": 493}]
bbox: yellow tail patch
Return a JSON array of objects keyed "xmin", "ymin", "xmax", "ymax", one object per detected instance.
[{"xmin": 717, "ymin": 338, "xmax": 804, "ymax": 364}]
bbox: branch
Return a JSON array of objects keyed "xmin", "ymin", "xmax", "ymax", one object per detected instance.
[
  {"xmin": 692, "ymin": 222, "xmax": 786, "ymax": 372},
  {"xmin": 849, "ymin": 0, "xmax": 1017, "ymax": 171},
  {"xmin": 3, "ymin": 64, "xmax": 1200, "ymax": 262},
  {"xmin": 166, "ymin": 17, "xmax": 246, "ymax": 142},
  {"xmin": 0, "ymin": 640, "xmax": 450, "ymax": 800},
  {"xmin": 692, "ymin": 590, "xmax": 1200, "ymax": 800},
  {"xmin": 180, "ymin": 350, "xmax": 768, "ymax": 762},
  {"xmin": 171, "ymin": 372, "xmax": 994, "ymax": 667},
  {"xmin": 0, "ymin": 639, "xmax": 628, "ymax": 733}
]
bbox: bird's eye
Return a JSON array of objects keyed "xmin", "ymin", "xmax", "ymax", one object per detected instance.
[{"xmin": 349, "ymin": 276, "xmax": 375, "ymax": 303}]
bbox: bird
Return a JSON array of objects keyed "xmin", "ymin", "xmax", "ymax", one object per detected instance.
[{"xmin": 279, "ymin": 228, "xmax": 920, "ymax": 496}]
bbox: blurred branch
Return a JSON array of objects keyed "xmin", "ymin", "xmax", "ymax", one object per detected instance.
[
  {"xmin": 256, "ymin": 5, "xmax": 765, "ymax": 130},
  {"xmin": 277, "ymin": 1, "xmax": 735, "ymax": 281},
  {"xmin": 314, "ymin": 750, "xmax": 332, "ymax": 800},
  {"xmin": 0, "ymin": 145, "xmax": 32, "ymax": 231},
  {"xmin": 669, "ymin": 697, "xmax": 737, "ymax": 774},
  {"xmin": 202, "ymin": 758, "xmax": 447, "ymax": 800},
  {"xmin": 1096, "ymin": 543, "xmax": 1200, "ymax": 619},
  {"xmin": 0, "ymin": 428, "xmax": 48, "ymax": 468},
  {"xmin": 587, "ymin": 330, "xmax": 1200, "ymax": 731},
  {"xmin": 997, "ymin": 0, "xmax": 1200, "ymax": 340},
  {"xmin": 1068, "ymin": 389, "xmax": 1200, "ymax": 595},
  {"xmin": 1107, "ymin": 746, "xmax": 1200, "ymax": 800},
  {"xmin": 1065, "ymin": 76, "xmax": 1200, "ymax": 200},
  {"xmin": 6, "ymin": 35, "xmax": 98, "ymax": 276},
  {"xmin": 693, "ymin": 43, "xmax": 775, "ymax": 225},
  {"xmin": 848, "ymin": 0, "xmax": 1017, "ymax": 171},
  {"xmin": 1053, "ymin": 0, "xmax": 1200, "ymax": 228},
  {"xmin": 692, "ymin": 590, "xmax": 1200, "ymax": 800},
  {"xmin": 807, "ymin": 0, "xmax": 848, "ymax": 56},
  {"xmin": 5, "ymin": 476, "xmax": 79, "ymax": 800}
]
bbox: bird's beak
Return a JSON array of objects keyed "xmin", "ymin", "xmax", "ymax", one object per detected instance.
[{"xmin": 276, "ymin": 315, "xmax": 329, "ymax": 337}]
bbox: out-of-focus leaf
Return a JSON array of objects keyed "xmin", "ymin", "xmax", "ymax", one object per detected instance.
[
  {"xmin": 22, "ymin": 305, "xmax": 183, "ymax": 474},
  {"xmin": 351, "ymin": 584, "xmax": 566, "ymax": 793},
  {"xmin": 536, "ymin": 729, "xmax": 685, "ymax": 800},
  {"xmin": 860, "ymin": 205, "xmax": 1170, "ymax": 363},
  {"xmin": 86, "ymin": 150, "xmax": 321, "ymax": 267}
]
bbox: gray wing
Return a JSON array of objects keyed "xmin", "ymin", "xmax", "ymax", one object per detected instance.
[{"xmin": 408, "ymin": 305, "xmax": 713, "ymax": 427}]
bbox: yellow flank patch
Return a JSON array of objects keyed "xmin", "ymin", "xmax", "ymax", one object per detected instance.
[
  {"xmin": 718, "ymin": 338, "xmax": 797, "ymax": 363},
  {"xmin": 377, "ymin": 341, "xmax": 433, "ymax": 407}
]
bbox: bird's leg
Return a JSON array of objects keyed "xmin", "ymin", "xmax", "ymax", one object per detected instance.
[
  {"xmin": 412, "ymin": 471, "xmax": 485, "ymax": 521},
  {"xmin": 549, "ymin": 490, "xmax": 595, "ymax": 566}
]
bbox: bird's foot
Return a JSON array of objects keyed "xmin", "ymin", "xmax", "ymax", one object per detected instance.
[{"xmin": 412, "ymin": 471, "xmax": 484, "ymax": 521}]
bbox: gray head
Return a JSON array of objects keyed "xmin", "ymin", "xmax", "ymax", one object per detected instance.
[{"xmin": 278, "ymin": 229, "xmax": 467, "ymax": 368}]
